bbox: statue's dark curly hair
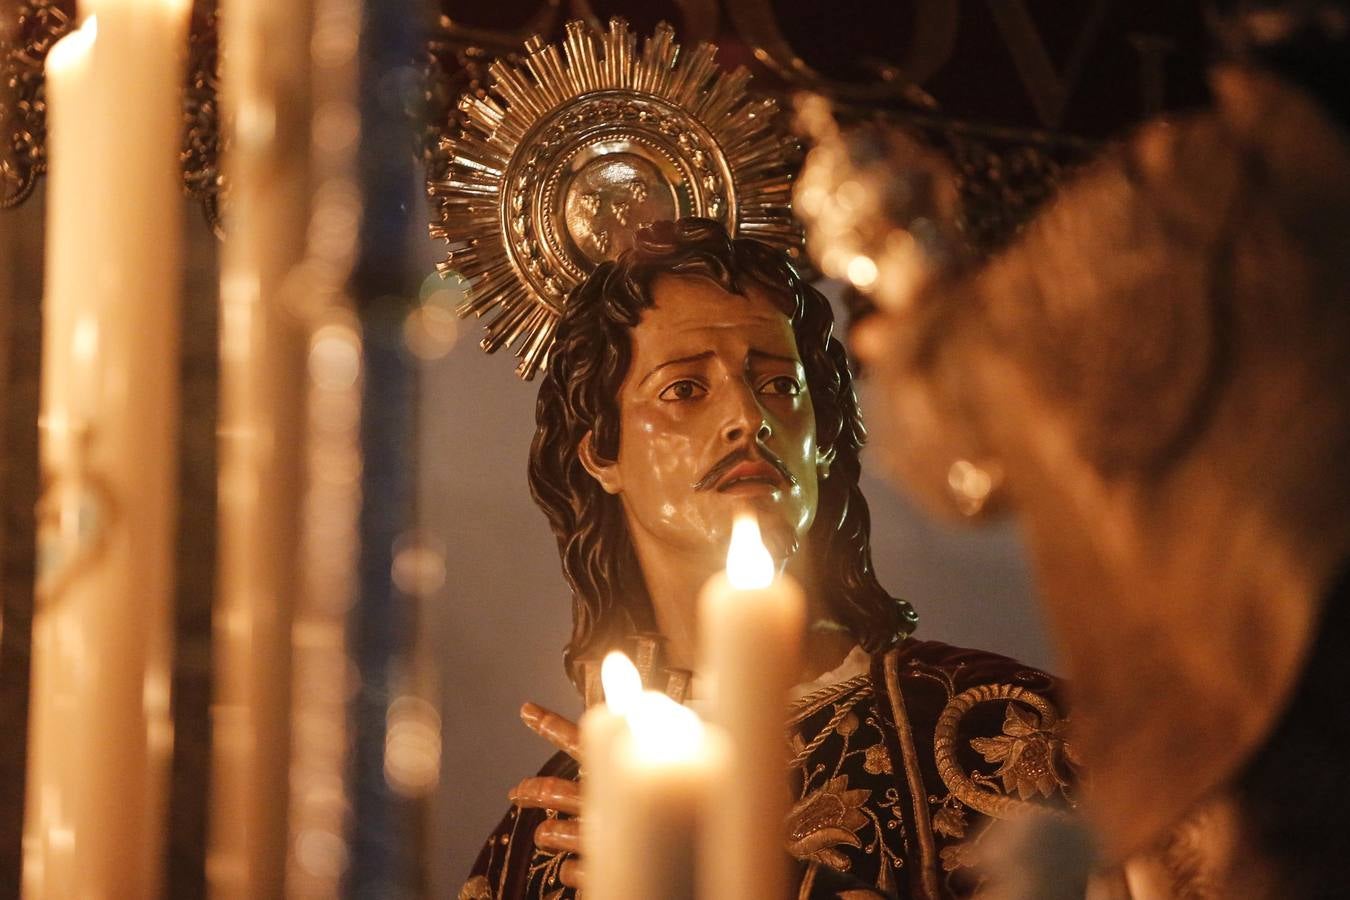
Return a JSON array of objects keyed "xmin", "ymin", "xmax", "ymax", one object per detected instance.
[{"xmin": 529, "ymin": 218, "xmax": 917, "ymax": 686}]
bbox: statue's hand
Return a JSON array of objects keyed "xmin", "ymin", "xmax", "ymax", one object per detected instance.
[
  {"xmin": 519, "ymin": 701, "xmax": 581, "ymax": 760},
  {"xmin": 509, "ymin": 702, "xmax": 584, "ymax": 890}
]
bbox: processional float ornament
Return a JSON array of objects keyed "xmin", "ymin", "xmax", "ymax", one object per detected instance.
[{"xmin": 429, "ymin": 18, "xmax": 801, "ymax": 379}]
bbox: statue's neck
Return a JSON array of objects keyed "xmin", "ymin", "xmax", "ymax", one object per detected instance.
[
  {"xmin": 629, "ymin": 537, "xmax": 718, "ymax": 673},
  {"xmin": 628, "ymin": 528, "xmax": 851, "ymax": 680}
]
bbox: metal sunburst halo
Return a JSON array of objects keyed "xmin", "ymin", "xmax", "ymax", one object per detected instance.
[{"xmin": 429, "ymin": 18, "xmax": 800, "ymax": 380}]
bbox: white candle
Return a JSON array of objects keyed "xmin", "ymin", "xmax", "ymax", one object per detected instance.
[
  {"xmin": 582, "ymin": 653, "xmax": 719, "ymax": 900},
  {"xmin": 581, "ymin": 653, "xmax": 640, "ymax": 899},
  {"xmin": 36, "ymin": 18, "xmax": 95, "ymax": 464},
  {"xmin": 210, "ymin": 0, "xmax": 321, "ymax": 892},
  {"xmin": 699, "ymin": 514, "xmax": 806, "ymax": 900},
  {"xmin": 25, "ymin": 0, "xmax": 189, "ymax": 896},
  {"xmin": 580, "ymin": 654, "xmax": 644, "ymax": 822},
  {"xmin": 26, "ymin": 22, "xmax": 98, "ymax": 900}
]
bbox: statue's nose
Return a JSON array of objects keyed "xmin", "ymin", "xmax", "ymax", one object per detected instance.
[{"xmin": 721, "ymin": 385, "xmax": 772, "ymax": 444}]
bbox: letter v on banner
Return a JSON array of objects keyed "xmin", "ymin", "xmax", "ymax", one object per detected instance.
[{"xmin": 988, "ymin": 0, "xmax": 1111, "ymax": 130}]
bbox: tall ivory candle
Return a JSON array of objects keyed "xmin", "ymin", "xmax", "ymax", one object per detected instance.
[
  {"xmin": 210, "ymin": 0, "xmax": 317, "ymax": 891},
  {"xmin": 26, "ymin": 21, "xmax": 98, "ymax": 900},
  {"xmin": 582, "ymin": 653, "xmax": 718, "ymax": 900},
  {"xmin": 25, "ymin": 0, "xmax": 189, "ymax": 896},
  {"xmin": 580, "ymin": 653, "xmax": 640, "ymax": 900},
  {"xmin": 699, "ymin": 513, "xmax": 805, "ymax": 900}
]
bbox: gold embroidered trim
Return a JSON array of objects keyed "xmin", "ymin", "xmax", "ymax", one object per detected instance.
[
  {"xmin": 797, "ymin": 861, "xmax": 818, "ymax": 899},
  {"xmin": 458, "ymin": 875, "xmax": 492, "ymax": 900},
  {"xmin": 499, "ymin": 808, "xmax": 528, "ymax": 898},
  {"xmin": 933, "ymin": 683, "xmax": 1070, "ymax": 820},
  {"xmin": 883, "ymin": 649, "xmax": 942, "ymax": 900},
  {"xmin": 788, "ymin": 687, "xmax": 875, "ymax": 769},
  {"xmin": 789, "ymin": 673, "xmax": 872, "ymax": 724}
]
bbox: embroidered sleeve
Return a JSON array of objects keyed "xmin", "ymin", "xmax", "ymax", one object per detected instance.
[
  {"xmin": 461, "ymin": 752, "xmax": 581, "ymax": 900},
  {"xmin": 896, "ymin": 645, "xmax": 1079, "ymax": 896}
]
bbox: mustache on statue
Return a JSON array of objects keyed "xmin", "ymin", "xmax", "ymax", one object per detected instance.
[{"xmin": 692, "ymin": 445, "xmax": 797, "ymax": 492}]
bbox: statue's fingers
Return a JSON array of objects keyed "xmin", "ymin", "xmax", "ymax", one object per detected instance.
[
  {"xmin": 508, "ymin": 776, "xmax": 582, "ymax": 816},
  {"xmin": 533, "ymin": 818, "xmax": 581, "ymax": 854},
  {"xmin": 560, "ymin": 857, "xmax": 584, "ymax": 890},
  {"xmin": 520, "ymin": 702, "xmax": 582, "ymax": 760}
]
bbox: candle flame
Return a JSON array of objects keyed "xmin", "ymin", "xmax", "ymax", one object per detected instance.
[
  {"xmin": 600, "ymin": 651, "xmax": 642, "ymax": 717},
  {"xmin": 726, "ymin": 513, "xmax": 774, "ymax": 589},
  {"xmin": 627, "ymin": 693, "xmax": 704, "ymax": 762},
  {"xmin": 603, "ymin": 652, "xmax": 706, "ymax": 761}
]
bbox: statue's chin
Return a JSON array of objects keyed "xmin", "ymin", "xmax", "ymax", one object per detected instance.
[
  {"xmin": 752, "ymin": 509, "xmax": 804, "ymax": 566},
  {"xmin": 682, "ymin": 492, "xmax": 806, "ymax": 565}
]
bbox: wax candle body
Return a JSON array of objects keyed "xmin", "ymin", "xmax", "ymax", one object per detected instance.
[
  {"xmin": 25, "ymin": 1, "xmax": 189, "ymax": 896},
  {"xmin": 699, "ymin": 569, "xmax": 805, "ymax": 900},
  {"xmin": 210, "ymin": 0, "xmax": 319, "ymax": 892},
  {"xmin": 580, "ymin": 701, "xmax": 627, "ymax": 895},
  {"xmin": 585, "ymin": 697, "xmax": 716, "ymax": 900},
  {"xmin": 26, "ymin": 23, "xmax": 97, "ymax": 900}
]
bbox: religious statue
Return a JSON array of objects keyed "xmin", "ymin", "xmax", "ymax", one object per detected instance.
[
  {"xmin": 800, "ymin": 30, "xmax": 1350, "ymax": 898},
  {"xmin": 433, "ymin": 20, "xmax": 1079, "ymax": 900}
]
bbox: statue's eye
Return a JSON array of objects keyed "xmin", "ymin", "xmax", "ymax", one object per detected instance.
[
  {"xmin": 759, "ymin": 375, "xmax": 802, "ymax": 397},
  {"xmin": 658, "ymin": 379, "xmax": 707, "ymax": 401}
]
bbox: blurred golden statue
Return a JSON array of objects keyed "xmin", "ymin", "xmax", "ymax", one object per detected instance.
[{"xmin": 804, "ymin": 59, "xmax": 1350, "ymax": 898}]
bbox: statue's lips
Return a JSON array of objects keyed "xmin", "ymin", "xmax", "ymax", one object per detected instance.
[{"xmin": 714, "ymin": 460, "xmax": 784, "ymax": 492}]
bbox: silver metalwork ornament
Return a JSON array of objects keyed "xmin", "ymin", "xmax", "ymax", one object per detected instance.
[{"xmin": 429, "ymin": 17, "xmax": 801, "ymax": 380}]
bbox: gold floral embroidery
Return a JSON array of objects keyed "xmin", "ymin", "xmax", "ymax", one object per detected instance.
[
  {"xmin": 458, "ymin": 875, "xmax": 493, "ymax": 900},
  {"xmin": 787, "ymin": 775, "xmax": 872, "ymax": 871},
  {"xmin": 528, "ymin": 844, "xmax": 570, "ymax": 892},
  {"xmin": 862, "ymin": 742, "xmax": 892, "ymax": 775},
  {"xmin": 931, "ymin": 804, "xmax": 968, "ymax": 839},
  {"xmin": 969, "ymin": 703, "xmax": 1072, "ymax": 800}
]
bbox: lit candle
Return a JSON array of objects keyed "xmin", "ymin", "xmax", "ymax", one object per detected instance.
[
  {"xmin": 582, "ymin": 652, "xmax": 719, "ymax": 900},
  {"xmin": 698, "ymin": 513, "xmax": 806, "ymax": 900},
  {"xmin": 25, "ymin": 0, "xmax": 189, "ymax": 896},
  {"xmin": 581, "ymin": 653, "xmax": 641, "ymax": 898}
]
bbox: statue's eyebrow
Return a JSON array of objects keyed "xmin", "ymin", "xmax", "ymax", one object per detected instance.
[
  {"xmin": 638, "ymin": 350, "xmax": 715, "ymax": 387},
  {"xmin": 746, "ymin": 349, "xmax": 801, "ymax": 370}
]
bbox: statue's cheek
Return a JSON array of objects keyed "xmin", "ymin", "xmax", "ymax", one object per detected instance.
[
  {"xmin": 791, "ymin": 483, "xmax": 818, "ymax": 535},
  {"xmin": 623, "ymin": 403, "xmax": 704, "ymax": 459}
]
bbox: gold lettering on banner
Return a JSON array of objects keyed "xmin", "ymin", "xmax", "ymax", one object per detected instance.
[
  {"xmin": 567, "ymin": 0, "xmax": 721, "ymax": 43},
  {"xmin": 671, "ymin": 0, "xmax": 722, "ymax": 45},
  {"xmin": 441, "ymin": 0, "xmax": 563, "ymax": 51},
  {"xmin": 433, "ymin": 1, "xmax": 1183, "ymax": 136},
  {"xmin": 727, "ymin": 0, "xmax": 957, "ymax": 102},
  {"xmin": 986, "ymin": 0, "xmax": 1112, "ymax": 128}
]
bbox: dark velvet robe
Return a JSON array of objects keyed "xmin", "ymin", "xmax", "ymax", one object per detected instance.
[{"xmin": 460, "ymin": 639, "xmax": 1075, "ymax": 899}]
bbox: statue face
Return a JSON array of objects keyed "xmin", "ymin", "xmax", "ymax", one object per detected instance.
[{"xmin": 589, "ymin": 273, "xmax": 822, "ymax": 562}]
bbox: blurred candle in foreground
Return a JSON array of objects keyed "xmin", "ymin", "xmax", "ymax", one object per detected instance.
[
  {"xmin": 26, "ymin": 21, "xmax": 98, "ymax": 900},
  {"xmin": 582, "ymin": 652, "xmax": 718, "ymax": 900},
  {"xmin": 580, "ymin": 652, "xmax": 640, "ymax": 897},
  {"xmin": 210, "ymin": 0, "xmax": 320, "ymax": 890},
  {"xmin": 25, "ymin": 0, "xmax": 189, "ymax": 895},
  {"xmin": 699, "ymin": 513, "xmax": 805, "ymax": 900}
]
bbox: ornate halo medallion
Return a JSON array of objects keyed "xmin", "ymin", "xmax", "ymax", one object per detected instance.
[{"xmin": 429, "ymin": 18, "xmax": 801, "ymax": 379}]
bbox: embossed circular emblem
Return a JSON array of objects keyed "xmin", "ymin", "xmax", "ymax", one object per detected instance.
[
  {"xmin": 429, "ymin": 18, "xmax": 800, "ymax": 379},
  {"xmin": 563, "ymin": 152, "xmax": 677, "ymax": 264}
]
